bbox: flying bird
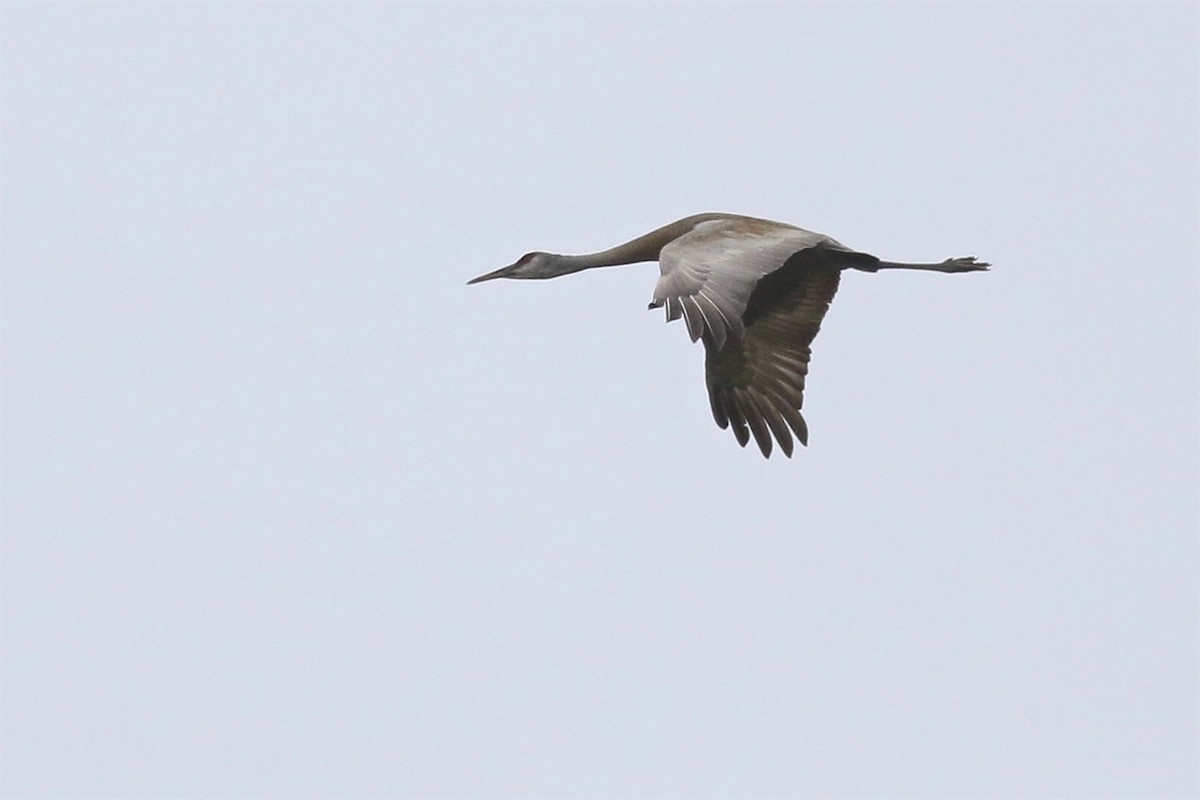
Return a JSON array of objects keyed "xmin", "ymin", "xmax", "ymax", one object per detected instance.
[{"xmin": 468, "ymin": 213, "xmax": 988, "ymax": 458}]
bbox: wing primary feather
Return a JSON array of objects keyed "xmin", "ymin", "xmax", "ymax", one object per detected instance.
[
  {"xmin": 736, "ymin": 389, "xmax": 774, "ymax": 458},
  {"xmin": 755, "ymin": 392, "xmax": 795, "ymax": 458},
  {"xmin": 708, "ymin": 388, "xmax": 729, "ymax": 429},
  {"xmin": 722, "ymin": 390, "xmax": 751, "ymax": 448},
  {"xmin": 775, "ymin": 399, "xmax": 809, "ymax": 447}
]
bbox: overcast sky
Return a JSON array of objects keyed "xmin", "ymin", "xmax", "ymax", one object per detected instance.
[{"xmin": 3, "ymin": 3, "xmax": 1197, "ymax": 798}]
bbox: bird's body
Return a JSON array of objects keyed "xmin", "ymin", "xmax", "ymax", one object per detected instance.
[{"xmin": 468, "ymin": 213, "xmax": 988, "ymax": 458}]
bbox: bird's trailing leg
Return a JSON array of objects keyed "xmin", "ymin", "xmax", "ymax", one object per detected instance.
[{"xmin": 866, "ymin": 256, "xmax": 990, "ymax": 273}]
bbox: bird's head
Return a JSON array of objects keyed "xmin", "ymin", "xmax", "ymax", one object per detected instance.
[{"xmin": 467, "ymin": 252, "xmax": 559, "ymax": 284}]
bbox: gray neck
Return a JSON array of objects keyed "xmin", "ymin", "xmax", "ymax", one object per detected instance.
[{"xmin": 549, "ymin": 214, "xmax": 727, "ymax": 274}]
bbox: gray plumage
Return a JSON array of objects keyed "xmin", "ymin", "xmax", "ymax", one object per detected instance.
[{"xmin": 468, "ymin": 213, "xmax": 988, "ymax": 458}]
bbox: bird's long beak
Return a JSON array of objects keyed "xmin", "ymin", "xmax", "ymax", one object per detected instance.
[{"xmin": 467, "ymin": 263, "xmax": 519, "ymax": 285}]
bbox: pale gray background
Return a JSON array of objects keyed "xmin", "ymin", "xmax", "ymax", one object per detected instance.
[{"xmin": 2, "ymin": 2, "xmax": 1197, "ymax": 798}]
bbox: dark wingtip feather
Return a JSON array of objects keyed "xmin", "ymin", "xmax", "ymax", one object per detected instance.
[
  {"xmin": 735, "ymin": 389, "xmax": 774, "ymax": 458},
  {"xmin": 709, "ymin": 389, "xmax": 729, "ymax": 430},
  {"xmin": 778, "ymin": 403, "xmax": 809, "ymax": 447},
  {"xmin": 758, "ymin": 395, "xmax": 795, "ymax": 458},
  {"xmin": 733, "ymin": 423, "xmax": 750, "ymax": 448},
  {"xmin": 723, "ymin": 394, "xmax": 751, "ymax": 448}
]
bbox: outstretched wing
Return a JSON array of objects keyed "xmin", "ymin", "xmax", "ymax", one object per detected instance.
[
  {"xmin": 651, "ymin": 217, "xmax": 845, "ymax": 351},
  {"xmin": 704, "ymin": 247, "xmax": 849, "ymax": 458}
]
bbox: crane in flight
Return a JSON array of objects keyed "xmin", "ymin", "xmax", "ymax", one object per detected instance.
[{"xmin": 468, "ymin": 213, "xmax": 989, "ymax": 458}]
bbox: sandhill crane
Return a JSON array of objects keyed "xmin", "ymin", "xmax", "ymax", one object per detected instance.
[{"xmin": 468, "ymin": 213, "xmax": 988, "ymax": 458}]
